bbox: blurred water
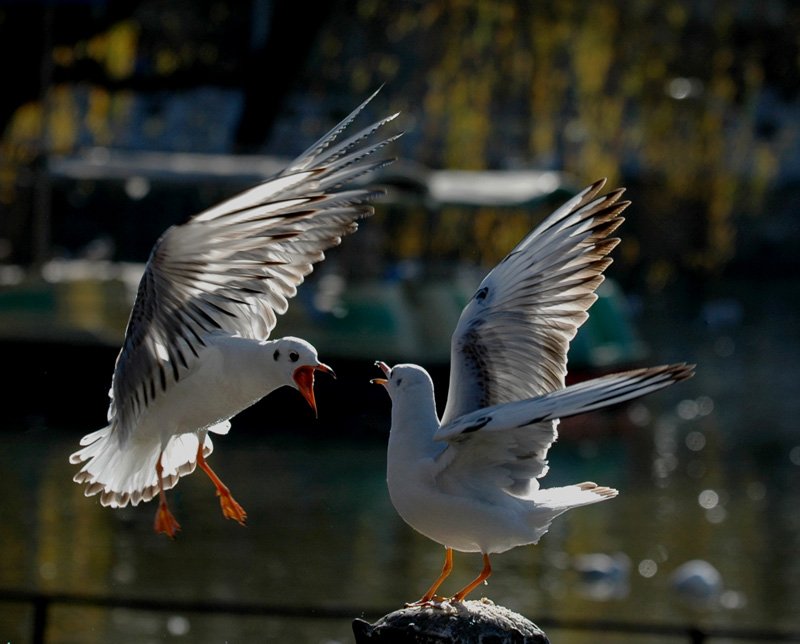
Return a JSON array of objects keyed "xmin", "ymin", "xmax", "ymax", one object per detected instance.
[{"xmin": 2, "ymin": 278, "xmax": 800, "ymax": 643}]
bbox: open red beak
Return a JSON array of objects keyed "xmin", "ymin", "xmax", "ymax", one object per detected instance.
[
  {"xmin": 293, "ymin": 363, "xmax": 335, "ymax": 418},
  {"xmin": 370, "ymin": 361, "xmax": 390, "ymax": 386}
]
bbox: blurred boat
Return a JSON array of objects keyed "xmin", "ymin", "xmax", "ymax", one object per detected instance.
[
  {"xmin": 0, "ymin": 259, "xmax": 645, "ymax": 371},
  {"xmin": 2, "ymin": 154, "xmax": 648, "ymax": 371},
  {"xmin": 1, "ymin": 156, "xmax": 650, "ymax": 436}
]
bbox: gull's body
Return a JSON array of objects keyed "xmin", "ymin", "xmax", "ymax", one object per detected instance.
[
  {"xmin": 374, "ymin": 180, "xmax": 693, "ymax": 602},
  {"xmin": 383, "ymin": 365, "xmax": 618, "ymax": 556},
  {"xmin": 74, "ymin": 335, "xmax": 319, "ymax": 511},
  {"xmin": 71, "ymin": 90, "xmax": 400, "ymax": 536}
]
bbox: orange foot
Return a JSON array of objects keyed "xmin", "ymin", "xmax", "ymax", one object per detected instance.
[
  {"xmin": 196, "ymin": 446, "xmax": 247, "ymax": 526},
  {"xmin": 218, "ymin": 490, "xmax": 247, "ymax": 525},
  {"xmin": 154, "ymin": 502, "xmax": 182, "ymax": 538}
]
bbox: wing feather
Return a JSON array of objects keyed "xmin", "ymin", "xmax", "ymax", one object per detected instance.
[
  {"xmin": 436, "ymin": 363, "xmax": 695, "ymax": 441},
  {"xmin": 441, "ymin": 179, "xmax": 628, "ymax": 425},
  {"xmin": 110, "ymin": 92, "xmax": 400, "ymax": 443},
  {"xmin": 433, "ymin": 364, "xmax": 694, "ymax": 498}
]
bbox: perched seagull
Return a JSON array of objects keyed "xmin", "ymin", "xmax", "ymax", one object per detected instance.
[
  {"xmin": 71, "ymin": 90, "xmax": 400, "ymax": 537},
  {"xmin": 373, "ymin": 179, "xmax": 694, "ymax": 603}
]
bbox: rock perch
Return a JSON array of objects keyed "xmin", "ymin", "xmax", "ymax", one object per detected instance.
[{"xmin": 352, "ymin": 599, "xmax": 550, "ymax": 644}]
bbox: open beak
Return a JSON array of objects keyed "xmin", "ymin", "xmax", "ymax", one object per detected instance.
[
  {"xmin": 293, "ymin": 363, "xmax": 335, "ymax": 418},
  {"xmin": 370, "ymin": 360, "xmax": 390, "ymax": 387}
]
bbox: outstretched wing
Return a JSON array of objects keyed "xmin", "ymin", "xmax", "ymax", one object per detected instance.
[
  {"xmin": 111, "ymin": 90, "xmax": 400, "ymax": 438},
  {"xmin": 440, "ymin": 179, "xmax": 628, "ymax": 426},
  {"xmin": 434, "ymin": 364, "xmax": 694, "ymax": 498},
  {"xmin": 437, "ymin": 364, "xmax": 694, "ymax": 440}
]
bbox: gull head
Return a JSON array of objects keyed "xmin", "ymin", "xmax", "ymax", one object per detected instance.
[
  {"xmin": 371, "ymin": 361, "xmax": 434, "ymax": 400},
  {"xmin": 272, "ymin": 337, "xmax": 335, "ymax": 418}
]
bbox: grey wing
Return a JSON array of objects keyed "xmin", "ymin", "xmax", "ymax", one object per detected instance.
[
  {"xmin": 440, "ymin": 179, "xmax": 628, "ymax": 425},
  {"xmin": 437, "ymin": 363, "xmax": 695, "ymax": 440},
  {"xmin": 434, "ymin": 363, "xmax": 695, "ymax": 497},
  {"xmin": 109, "ymin": 90, "xmax": 400, "ymax": 439},
  {"xmin": 433, "ymin": 419, "xmax": 558, "ymax": 500}
]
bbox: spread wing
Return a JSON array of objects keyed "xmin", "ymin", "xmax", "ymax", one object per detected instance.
[
  {"xmin": 440, "ymin": 179, "xmax": 628, "ymax": 426},
  {"xmin": 437, "ymin": 364, "xmax": 695, "ymax": 440},
  {"xmin": 110, "ymin": 90, "xmax": 400, "ymax": 439},
  {"xmin": 433, "ymin": 364, "xmax": 695, "ymax": 498}
]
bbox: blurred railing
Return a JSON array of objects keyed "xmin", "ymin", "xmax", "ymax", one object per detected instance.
[{"xmin": 3, "ymin": 588, "xmax": 799, "ymax": 644}]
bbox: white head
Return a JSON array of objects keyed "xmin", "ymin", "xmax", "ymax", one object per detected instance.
[
  {"xmin": 371, "ymin": 361, "xmax": 435, "ymax": 401},
  {"xmin": 372, "ymin": 361, "xmax": 441, "ymax": 436},
  {"xmin": 271, "ymin": 337, "xmax": 335, "ymax": 417}
]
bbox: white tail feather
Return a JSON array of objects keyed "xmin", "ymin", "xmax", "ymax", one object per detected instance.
[{"xmin": 70, "ymin": 426, "xmax": 214, "ymax": 508}]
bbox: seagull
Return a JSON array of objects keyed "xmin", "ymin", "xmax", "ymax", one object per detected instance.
[
  {"xmin": 71, "ymin": 90, "xmax": 400, "ymax": 537},
  {"xmin": 372, "ymin": 179, "xmax": 694, "ymax": 603}
]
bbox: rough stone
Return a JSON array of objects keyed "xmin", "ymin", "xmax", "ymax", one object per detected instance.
[{"xmin": 352, "ymin": 599, "xmax": 550, "ymax": 644}]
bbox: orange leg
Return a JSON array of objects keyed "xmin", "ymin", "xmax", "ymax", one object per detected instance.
[
  {"xmin": 153, "ymin": 453, "xmax": 181, "ymax": 538},
  {"xmin": 451, "ymin": 553, "xmax": 492, "ymax": 602},
  {"xmin": 196, "ymin": 444, "xmax": 247, "ymax": 525},
  {"xmin": 408, "ymin": 547, "xmax": 454, "ymax": 606}
]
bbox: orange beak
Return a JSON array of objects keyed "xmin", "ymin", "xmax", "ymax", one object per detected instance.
[
  {"xmin": 293, "ymin": 363, "xmax": 335, "ymax": 418},
  {"xmin": 370, "ymin": 361, "xmax": 390, "ymax": 386}
]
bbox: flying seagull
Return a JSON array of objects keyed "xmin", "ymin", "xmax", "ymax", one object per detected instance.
[
  {"xmin": 373, "ymin": 179, "xmax": 693, "ymax": 603},
  {"xmin": 71, "ymin": 90, "xmax": 400, "ymax": 537}
]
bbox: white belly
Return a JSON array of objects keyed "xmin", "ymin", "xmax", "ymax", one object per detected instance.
[
  {"xmin": 387, "ymin": 455, "xmax": 542, "ymax": 554},
  {"xmin": 130, "ymin": 338, "xmax": 269, "ymax": 447}
]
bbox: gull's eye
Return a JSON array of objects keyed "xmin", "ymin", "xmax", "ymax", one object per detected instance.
[
  {"xmin": 289, "ymin": 351, "xmax": 299, "ymax": 363},
  {"xmin": 396, "ymin": 377, "xmax": 403, "ymax": 386},
  {"xmin": 273, "ymin": 350, "xmax": 280, "ymax": 361}
]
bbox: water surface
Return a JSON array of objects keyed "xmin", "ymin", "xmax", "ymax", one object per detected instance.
[{"xmin": 2, "ymin": 278, "xmax": 799, "ymax": 643}]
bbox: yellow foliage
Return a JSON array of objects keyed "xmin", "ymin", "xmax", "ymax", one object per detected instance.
[
  {"xmin": 6, "ymin": 102, "xmax": 43, "ymax": 144},
  {"xmin": 48, "ymin": 86, "xmax": 79, "ymax": 153},
  {"xmin": 0, "ymin": 0, "xmax": 791, "ymax": 277},
  {"xmin": 86, "ymin": 88, "xmax": 112, "ymax": 146},
  {"xmin": 330, "ymin": 0, "xmax": 792, "ymax": 274},
  {"xmin": 155, "ymin": 48, "xmax": 180, "ymax": 75}
]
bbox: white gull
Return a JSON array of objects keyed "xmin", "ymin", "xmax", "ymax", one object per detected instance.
[
  {"xmin": 71, "ymin": 90, "xmax": 400, "ymax": 537},
  {"xmin": 372, "ymin": 179, "xmax": 693, "ymax": 602}
]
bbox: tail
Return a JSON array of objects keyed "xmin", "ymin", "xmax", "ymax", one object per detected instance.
[
  {"xmin": 69, "ymin": 423, "xmax": 226, "ymax": 508},
  {"xmin": 518, "ymin": 482, "xmax": 619, "ymax": 546}
]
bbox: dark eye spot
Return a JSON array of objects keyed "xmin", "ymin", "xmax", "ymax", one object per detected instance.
[
  {"xmin": 475, "ymin": 286, "xmax": 489, "ymax": 301},
  {"xmin": 273, "ymin": 350, "xmax": 280, "ymax": 361},
  {"xmin": 396, "ymin": 378, "xmax": 403, "ymax": 386},
  {"xmin": 289, "ymin": 351, "xmax": 299, "ymax": 363}
]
